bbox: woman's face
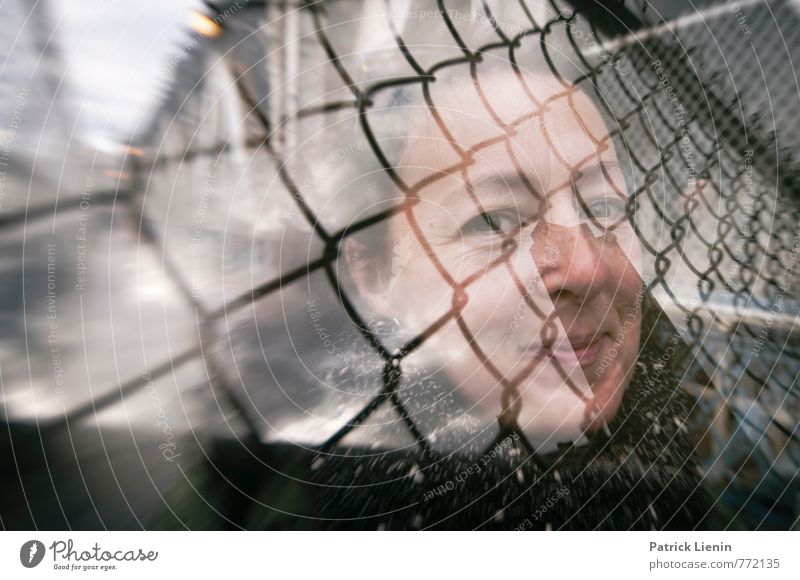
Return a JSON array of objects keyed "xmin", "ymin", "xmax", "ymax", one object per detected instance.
[{"xmin": 353, "ymin": 73, "xmax": 643, "ymax": 450}]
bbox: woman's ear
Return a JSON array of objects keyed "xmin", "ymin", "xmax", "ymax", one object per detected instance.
[{"xmin": 343, "ymin": 236, "xmax": 393, "ymax": 317}]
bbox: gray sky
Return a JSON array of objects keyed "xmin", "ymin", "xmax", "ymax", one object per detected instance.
[{"xmin": 55, "ymin": 0, "xmax": 202, "ymax": 149}]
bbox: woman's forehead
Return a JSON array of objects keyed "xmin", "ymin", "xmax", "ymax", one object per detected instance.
[{"xmin": 399, "ymin": 72, "xmax": 613, "ymax": 190}]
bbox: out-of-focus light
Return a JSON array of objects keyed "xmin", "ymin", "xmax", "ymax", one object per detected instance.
[
  {"xmin": 135, "ymin": 269, "xmax": 172, "ymax": 302},
  {"xmin": 3, "ymin": 386, "xmax": 66, "ymax": 422},
  {"xmin": 122, "ymin": 146, "xmax": 144, "ymax": 157},
  {"xmin": 189, "ymin": 11, "xmax": 222, "ymax": 38},
  {"xmin": 103, "ymin": 170, "xmax": 131, "ymax": 181},
  {"xmin": 86, "ymin": 134, "xmax": 125, "ymax": 154}
]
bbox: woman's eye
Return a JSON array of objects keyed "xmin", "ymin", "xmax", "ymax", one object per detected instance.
[
  {"xmin": 585, "ymin": 197, "xmax": 627, "ymax": 221},
  {"xmin": 461, "ymin": 211, "xmax": 519, "ymax": 236}
]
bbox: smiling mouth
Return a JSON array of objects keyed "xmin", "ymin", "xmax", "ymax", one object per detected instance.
[{"xmin": 523, "ymin": 333, "xmax": 608, "ymax": 367}]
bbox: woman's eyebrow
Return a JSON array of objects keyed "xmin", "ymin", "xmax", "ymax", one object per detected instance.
[
  {"xmin": 444, "ymin": 173, "xmax": 545, "ymax": 206},
  {"xmin": 574, "ymin": 160, "xmax": 621, "ymax": 182}
]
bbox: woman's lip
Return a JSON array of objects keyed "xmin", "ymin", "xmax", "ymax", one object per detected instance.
[{"xmin": 523, "ymin": 334, "xmax": 607, "ymax": 367}]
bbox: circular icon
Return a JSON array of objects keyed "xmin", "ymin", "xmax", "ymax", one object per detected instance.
[{"xmin": 20, "ymin": 540, "xmax": 46, "ymax": 568}]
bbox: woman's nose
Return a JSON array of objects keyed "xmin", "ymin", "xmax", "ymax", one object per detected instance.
[{"xmin": 529, "ymin": 220, "xmax": 609, "ymax": 305}]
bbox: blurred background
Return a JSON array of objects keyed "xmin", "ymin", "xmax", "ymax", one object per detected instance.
[{"xmin": 1, "ymin": 0, "xmax": 799, "ymax": 529}]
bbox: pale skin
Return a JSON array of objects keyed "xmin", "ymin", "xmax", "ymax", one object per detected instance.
[{"xmin": 347, "ymin": 70, "xmax": 643, "ymax": 452}]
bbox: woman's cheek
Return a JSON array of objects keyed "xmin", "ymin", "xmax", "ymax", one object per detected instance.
[
  {"xmin": 461, "ymin": 268, "xmax": 530, "ymax": 352},
  {"xmin": 437, "ymin": 247, "xmax": 488, "ymax": 282},
  {"xmin": 391, "ymin": 243, "xmax": 456, "ymax": 326},
  {"xmin": 608, "ymin": 226, "xmax": 642, "ymax": 278}
]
